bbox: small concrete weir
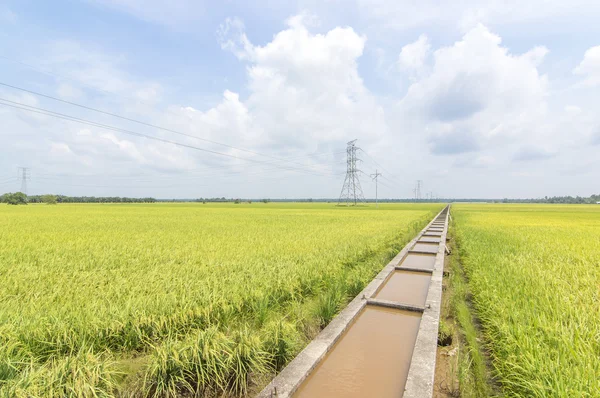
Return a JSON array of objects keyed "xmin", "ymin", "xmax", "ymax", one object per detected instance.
[{"xmin": 257, "ymin": 206, "xmax": 450, "ymax": 398}]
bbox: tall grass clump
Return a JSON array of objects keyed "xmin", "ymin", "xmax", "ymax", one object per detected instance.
[
  {"xmin": 142, "ymin": 326, "xmax": 269, "ymax": 397},
  {"xmin": 1, "ymin": 347, "xmax": 119, "ymax": 398}
]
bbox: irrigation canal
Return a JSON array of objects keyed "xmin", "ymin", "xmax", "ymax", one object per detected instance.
[{"xmin": 258, "ymin": 205, "xmax": 450, "ymax": 398}]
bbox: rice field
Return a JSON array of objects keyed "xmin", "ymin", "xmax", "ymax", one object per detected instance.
[
  {"xmin": 0, "ymin": 202, "xmax": 441, "ymax": 397},
  {"xmin": 452, "ymin": 204, "xmax": 600, "ymax": 397}
]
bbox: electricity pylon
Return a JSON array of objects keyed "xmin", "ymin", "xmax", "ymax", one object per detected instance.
[
  {"xmin": 338, "ymin": 139, "xmax": 365, "ymax": 206},
  {"xmin": 18, "ymin": 167, "xmax": 30, "ymax": 195}
]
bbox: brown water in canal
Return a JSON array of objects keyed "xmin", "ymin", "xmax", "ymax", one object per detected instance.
[
  {"xmin": 293, "ymin": 306, "xmax": 422, "ymax": 398},
  {"xmin": 400, "ymin": 253, "xmax": 436, "ymax": 270},
  {"xmin": 412, "ymin": 242, "xmax": 439, "ymax": 253},
  {"xmin": 374, "ymin": 270, "xmax": 431, "ymax": 307}
]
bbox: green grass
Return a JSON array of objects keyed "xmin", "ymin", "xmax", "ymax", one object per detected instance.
[
  {"xmin": 0, "ymin": 202, "xmax": 441, "ymax": 396},
  {"xmin": 452, "ymin": 204, "xmax": 600, "ymax": 397}
]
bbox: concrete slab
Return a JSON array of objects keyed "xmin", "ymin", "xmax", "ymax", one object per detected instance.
[
  {"xmin": 403, "ymin": 208, "xmax": 449, "ymax": 398},
  {"xmin": 366, "ymin": 298, "xmax": 425, "ymax": 313},
  {"xmin": 394, "ymin": 265, "xmax": 433, "ymax": 274}
]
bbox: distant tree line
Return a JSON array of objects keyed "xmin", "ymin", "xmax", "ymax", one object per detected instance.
[
  {"xmin": 0, "ymin": 193, "xmax": 157, "ymax": 204},
  {"xmin": 2, "ymin": 193, "xmax": 599, "ymax": 205},
  {"xmin": 189, "ymin": 198, "xmax": 270, "ymax": 203},
  {"xmin": 497, "ymin": 194, "xmax": 600, "ymax": 204},
  {"xmin": 45, "ymin": 195, "xmax": 157, "ymax": 203}
]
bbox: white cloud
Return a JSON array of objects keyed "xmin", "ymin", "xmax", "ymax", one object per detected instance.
[
  {"xmin": 398, "ymin": 35, "xmax": 430, "ymax": 73},
  {"xmin": 50, "ymin": 142, "xmax": 73, "ymax": 155},
  {"xmin": 574, "ymin": 46, "xmax": 600, "ymax": 86},
  {"xmin": 397, "ymin": 24, "xmax": 549, "ymax": 155},
  {"xmin": 218, "ymin": 14, "xmax": 387, "ymax": 151}
]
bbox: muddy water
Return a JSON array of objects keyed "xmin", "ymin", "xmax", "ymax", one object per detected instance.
[
  {"xmin": 293, "ymin": 306, "xmax": 422, "ymax": 398},
  {"xmin": 412, "ymin": 242, "xmax": 439, "ymax": 253},
  {"xmin": 400, "ymin": 253, "xmax": 436, "ymax": 270},
  {"xmin": 419, "ymin": 236, "xmax": 441, "ymax": 243},
  {"xmin": 374, "ymin": 270, "xmax": 431, "ymax": 307}
]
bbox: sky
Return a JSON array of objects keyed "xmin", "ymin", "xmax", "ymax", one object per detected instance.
[{"xmin": 1, "ymin": 0, "xmax": 599, "ymax": 199}]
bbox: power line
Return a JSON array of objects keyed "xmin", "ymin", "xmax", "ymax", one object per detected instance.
[
  {"xmin": 34, "ymin": 166, "xmax": 346, "ymax": 185},
  {"xmin": 0, "ymin": 81, "xmax": 338, "ymax": 172},
  {"xmin": 0, "ymin": 178, "xmax": 17, "ymax": 185},
  {"xmin": 33, "ymin": 150, "xmax": 346, "ymax": 182},
  {"xmin": 0, "ymin": 98, "xmax": 341, "ymax": 178},
  {"xmin": 358, "ymin": 148, "xmax": 405, "ymax": 184}
]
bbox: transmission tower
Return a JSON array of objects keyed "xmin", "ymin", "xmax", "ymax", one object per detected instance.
[
  {"xmin": 370, "ymin": 169, "xmax": 382, "ymax": 208},
  {"xmin": 338, "ymin": 139, "xmax": 365, "ymax": 206},
  {"xmin": 18, "ymin": 167, "xmax": 30, "ymax": 195},
  {"xmin": 414, "ymin": 180, "xmax": 422, "ymax": 201}
]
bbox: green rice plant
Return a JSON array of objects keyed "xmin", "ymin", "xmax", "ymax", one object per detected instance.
[
  {"xmin": 225, "ymin": 326, "xmax": 269, "ymax": 395},
  {"xmin": 1, "ymin": 347, "xmax": 119, "ymax": 398},
  {"xmin": 0, "ymin": 202, "xmax": 441, "ymax": 395},
  {"xmin": 142, "ymin": 328, "xmax": 230, "ymax": 397},
  {"xmin": 261, "ymin": 319, "xmax": 301, "ymax": 371},
  {"xmin": 0, "ymin": 340, "xmax": 32, "ymax": 386},
  {"xmin": 453, "ymin": 204, "xmax": 600, "ymax": 397},
  {"xmin": 314, "ymin": 280, "xmax": 346, "ymax": 329}
]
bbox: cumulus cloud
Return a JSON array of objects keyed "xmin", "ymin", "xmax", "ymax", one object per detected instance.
[
  {"xmin": 574, "ymin": 46, "xmax": 600, "ymax": 86},
  {"xmin": 218, "ymin": 14, "xmax": 387, "ymax": 151},
  {"xmin": 398, "ymin": 35, "xmax": 430, "ymax": 72},
  {"xmin": 397, "ymin": 24, "xmax": 549, "ymax": 155}
]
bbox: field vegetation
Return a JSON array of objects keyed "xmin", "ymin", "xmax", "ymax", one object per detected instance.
[
  {"xmin": 451, "ymin": 204, "xmax": 600, "ymax": 397},
  {"xmin": 0, "ymin": 202, "xmax": 440, "ymax": 397}
]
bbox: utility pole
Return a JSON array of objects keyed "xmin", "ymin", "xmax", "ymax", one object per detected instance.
[
  {"xmin": 338, "ymin": 139, "xmax": 365, "ymax": 206},
  {"xmin": 370, "ymin": 169, "xmax": 382, "ymax": 208},
  {"xmin": 18, "ymin": 167, "xmax": 30, "ymax": 195}
]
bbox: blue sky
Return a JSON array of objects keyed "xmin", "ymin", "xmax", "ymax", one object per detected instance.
[{"xmin": 1, "ymin": 0, "xmax": 599, "ymax": 199}]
